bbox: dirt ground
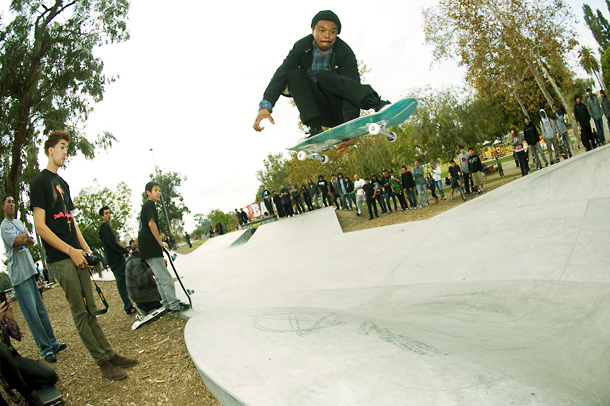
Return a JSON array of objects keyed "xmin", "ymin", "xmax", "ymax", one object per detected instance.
[{"xmin": 8, "ymin": 283, "xmax": 220, "ymax": 406}]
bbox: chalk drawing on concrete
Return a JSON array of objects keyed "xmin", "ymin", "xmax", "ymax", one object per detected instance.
[
  {"xmin": 359, "ymin": 321, "xmax": 447, "ymax": 356},
  {"xmin": 253, "ymin": 309, "xmax": 342, "ymax": 337}
]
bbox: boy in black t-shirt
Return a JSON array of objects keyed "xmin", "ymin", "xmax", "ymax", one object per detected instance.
[
  {"xmin": 447, "ymin": 160, "xmax": 462, "ymax": 200},
  {"xmin": 138, "ymin": 182, "xmax": 189, "ymax": 314},
  {"xmin": 31, "ymin": 131, "xmax": 137, "ymax": 381},
  {"xmin": 362, "ymin": 178, "xmax": 379, "ymax": 220}
]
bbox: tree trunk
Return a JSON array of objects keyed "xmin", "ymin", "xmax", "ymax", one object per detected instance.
[
  {"xmin": 528, "ymin": 61, "xmax": 556, "ymax": 107},
  {"xmin": 514, "ymin": 91, "xmax": 528, "ymax": 117},
  {"xmin": 535, "ymin": 56, "xmax": 581, "ymax": 149}
]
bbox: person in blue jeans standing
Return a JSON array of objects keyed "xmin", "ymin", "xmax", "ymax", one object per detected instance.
[{"xmin": 1, "ymin": 195, "xmax": 67, "ymax": 363}]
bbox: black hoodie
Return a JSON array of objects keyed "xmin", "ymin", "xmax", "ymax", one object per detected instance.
[{"xmin": 523, "ymin": 120, "xmax": 540, "ymax": 146}]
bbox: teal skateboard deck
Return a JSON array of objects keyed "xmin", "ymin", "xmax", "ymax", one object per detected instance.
[
  {"xmin": 288, "ymin": 97, "xmax": 417, "ymax": 162},
  {"xmin": 37, "ymin": 385, "xmax": 61, "ymax": 405}
]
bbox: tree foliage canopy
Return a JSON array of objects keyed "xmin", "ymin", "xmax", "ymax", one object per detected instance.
[
  {"xmin": 72, "ymin": 179, "xmax": 133, "ymax": 249},
  {"xmin": 0, "ymin": 0, "xmax": 130, "ymax": 223}
]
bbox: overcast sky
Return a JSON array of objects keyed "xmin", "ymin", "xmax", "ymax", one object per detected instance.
[{"xmin": 0, "ymin": 0, "xmax": 604, "ymax": 270}]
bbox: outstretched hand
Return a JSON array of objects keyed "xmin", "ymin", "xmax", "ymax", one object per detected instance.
[
  {"xmin": 253, "ymin": 109, "xmax": 275, "ymax": 132},
  {"xmin": 335, "ymin": 138, "xmax": 357, "ymax": 155}
]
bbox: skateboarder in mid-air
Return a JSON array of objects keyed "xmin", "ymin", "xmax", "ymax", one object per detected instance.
[{"xmin": 253, "ymin": 10, "xmax": 390, "ymax": 149}]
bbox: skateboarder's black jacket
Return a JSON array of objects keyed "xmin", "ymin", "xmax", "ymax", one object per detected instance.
[{"xmin": 262, "ymin": 34, "xmax": 360, "ymax": 108}]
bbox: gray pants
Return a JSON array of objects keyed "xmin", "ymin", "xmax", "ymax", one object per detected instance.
[
  {"xmin": 311, "ymin": 193, "xmax": 320, "ymax": 209},
  {"xmin": 529, "ymin": 143, "xmax": 548, "ymax": 168},
  {"xmin": 415, "ymin": 184, "xmax": 428, "ymax": 207},
  {"xmin": 545, "ymin": 137, "xmax": 560, "ymax": 163},
  {"xmin": 145, "ymin": 257, "xmax": 180, "ymax": 311},
  {"xmin": 355, "ymin": 195, "xmax": 364, "ymax": 213}
]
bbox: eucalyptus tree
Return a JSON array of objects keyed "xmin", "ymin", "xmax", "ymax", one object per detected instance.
[{"xmin": 0, "ymin": 0, "xmax": 130, "ymax": 222}]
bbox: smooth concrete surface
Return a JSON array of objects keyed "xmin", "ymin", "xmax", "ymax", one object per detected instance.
[{"xmin": 173, "ymin": 146, "xmax": 610, "ymax": 405}]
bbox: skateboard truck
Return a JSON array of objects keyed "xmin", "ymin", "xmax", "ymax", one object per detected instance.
[
  {"xmin": 368, "ymin": 120, "xmax": 397, "ymax": 142},
  {"xmin": 296, "ymin": 151, "xmax": 328, "ymax": 163}
]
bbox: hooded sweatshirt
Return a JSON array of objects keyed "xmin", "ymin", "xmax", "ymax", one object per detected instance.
[
  {"xmin": 523, "ymin": 119, "xmax": 540, "ymax": 146},
  {"xmin": 539, "ymin": 109, "xmax": 558, "ymax": 140}
]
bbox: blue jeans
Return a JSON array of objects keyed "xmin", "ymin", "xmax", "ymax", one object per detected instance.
[
  {"xmin": 13, "ymin": 275, "xmax": 60, "ymax": 357},
  {"xmin": 340, "ymin": 193, "xmax": 348, "ymax": 209},
  {"xmin": 405, "ymin": 188, "xmax": 417, "ymax": 208},
  {"xmin": 435, "ymin": 180, "xmax": 445, "ymax": 198},
  {"xmin": 376, "ymin": 194, "xmax": 387, "ymax": 212},
  {"xmin": 345, "ymin": 192, "xmax": 356, "ymax": 209},
  {"xmin": 593, "ymin": 117, "xmax": 605, "ymax": 143},
  {"xmin": 111, "ymin": 261, "xmax": 134, "ymax": 313},
  {"xmin": 384, "ymin": 192, "xmax": 397, "ymax": 211}
]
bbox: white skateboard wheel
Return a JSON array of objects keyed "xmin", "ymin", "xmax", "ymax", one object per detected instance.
[
  {"xmin": 368, "ymin": 123, "xmax": 381, "ymax": 135},
  {"xmin": 388, "ymin": 132, "xmax": 397, "ymax": 142},
  {"xmin": 297, "ymin": 151, "xmax": 307, "ymax": 161},
  {"xmin": 321, "ymin": 155, "xmax": 328, "ymax": 164}
]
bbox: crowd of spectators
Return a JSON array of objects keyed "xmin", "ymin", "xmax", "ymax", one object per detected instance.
[{"xmin": 261, "ymin": 148, "xmax": 488, "ymax": 221}]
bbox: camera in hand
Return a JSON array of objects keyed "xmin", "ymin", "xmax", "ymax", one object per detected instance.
[{"xmin": 86, "ymin": 254, "xmax": 100, "ymax": 267}]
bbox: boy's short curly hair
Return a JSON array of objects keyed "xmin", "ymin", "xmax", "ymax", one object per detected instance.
[{"xmin": 44, "ymin": 130, "xmax": 71, "ymax": 156}]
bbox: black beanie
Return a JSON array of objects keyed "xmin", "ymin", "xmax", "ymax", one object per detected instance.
[{"xmin": 311, "ymin": 10, "xmax": 341, "ymax": 34}]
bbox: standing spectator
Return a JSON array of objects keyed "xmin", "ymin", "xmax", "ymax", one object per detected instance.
[
  {"xmin": 31, "ymin": 130, "xmax": 137, "ymax": 381},
  {"xmin": 539, "ymin": 109, "xmax": 561, "ymax": 164},
  {"xmin": 306, "ymin": 179, "xmax": 319, "ymax": 209},
  {"xmin": 138, "ymin": 181, "xmax": 190, "ymax": 316},
  {"xmin": 573, "ymin": 94, "xmax": 595, "ymax": 151},
  {"xmin": 389, "ymin": 170, "xmax": 407, "ymax": 211},
  {"xmin": 260, "ymin": 186, "xmax": 274, "ymax": 218},
  {"xmin": 370, "ymin": 174, "xmax": 387, "ymax": 214},
  {"xmin": 301, "ymin": 185, "xmax": 314, "ymax": 211},
  {"xmin": 430, "ymin": 162, "xmax": 445, "ymax": 200},
  {"xmin": 362, "ymin": 178, "xmax": 379, "ymax": 220},
  {"xmin": 208, "ymin": 224, "xmax": 215, "ymax": 238},
  {"xmin": 601, "ymin": 90, "xmax": 610, "ymax": 138},
  {"xmin": 272, "ymin": 191, "xmax": 285, "ymax": 218},
  {"xmin": 401, "ymin": 165, "xmax": 417, "ymax": 209},
  {"xmin": 236, "ymin": 208, "xmax": 244, "ymax": 229},
  {"xmin": 523, "ymin": 116, "xmax": 548, "ymax": 169},
  {"xmin": 239, "ymin": 208, "xmax": 250, "ymax": 225},
  {"xmin": 426, "ymin": 173, "xmax": 438, "ymax": 203},
  {"xmin": 337, "ymin": 173, "xmax": 349, "ymax": 210},
  {"xmin": 380, "ymin": 169, "xmax": 397, "ymax": 212},
  {"xmin": 98, "ymin": 206, "xmax": 135, "ymax": 315},
  {"xmin": 458, "ymin": 146, "xmax": 472, "ymax": 194},
  {"xmin": 2, "ymin": 195, "xmax": 67, "ymax": 363},
  {"xmin": 552, "ymin": 104, "xmax": 573, "ymax": 158},
  {"xmin": 215, "ymin": 221, "xmax": 224, "ymax": 235},
  {"xmin": 343, "ymin": 176, "xmax": 356, "ymax": 210},
  {"xmin": 468, "ymin": 148, "xmax": 485, "ymax": 194},
  {"xmin": 279, "ymin": 184, "xmax": 294, "ymax": 217},
  {"xmin": 447, "ymin": 160, "xmax": 462, "ymax": 200},
  {"xmin": 510, "ymin": 127, "xmax": 529, "ymax": 176},
  {"xmin": 412, "ymin": 160, "xmax": 428, "ymax": 209},
  {"xmin": 329, "ymin": 174, "xmax": 342, "ymax": 210},
  {"xmin": 184, "ymin": 232, "xmax": 192, "ymax": 248},
  {"xmin": 586, "ymin": 89, "xmax": 605, "ymax": 145},
  {"xmin": 289, "ymin": 180, "xmax": 305, "ymax": 214},
  {"xmin": 317, "ymin": 175, "xmax": 331, "ymax": 207},
  {"xmin": 353, "ymin": 174, "xmax": 366, "ymax": 216}
]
